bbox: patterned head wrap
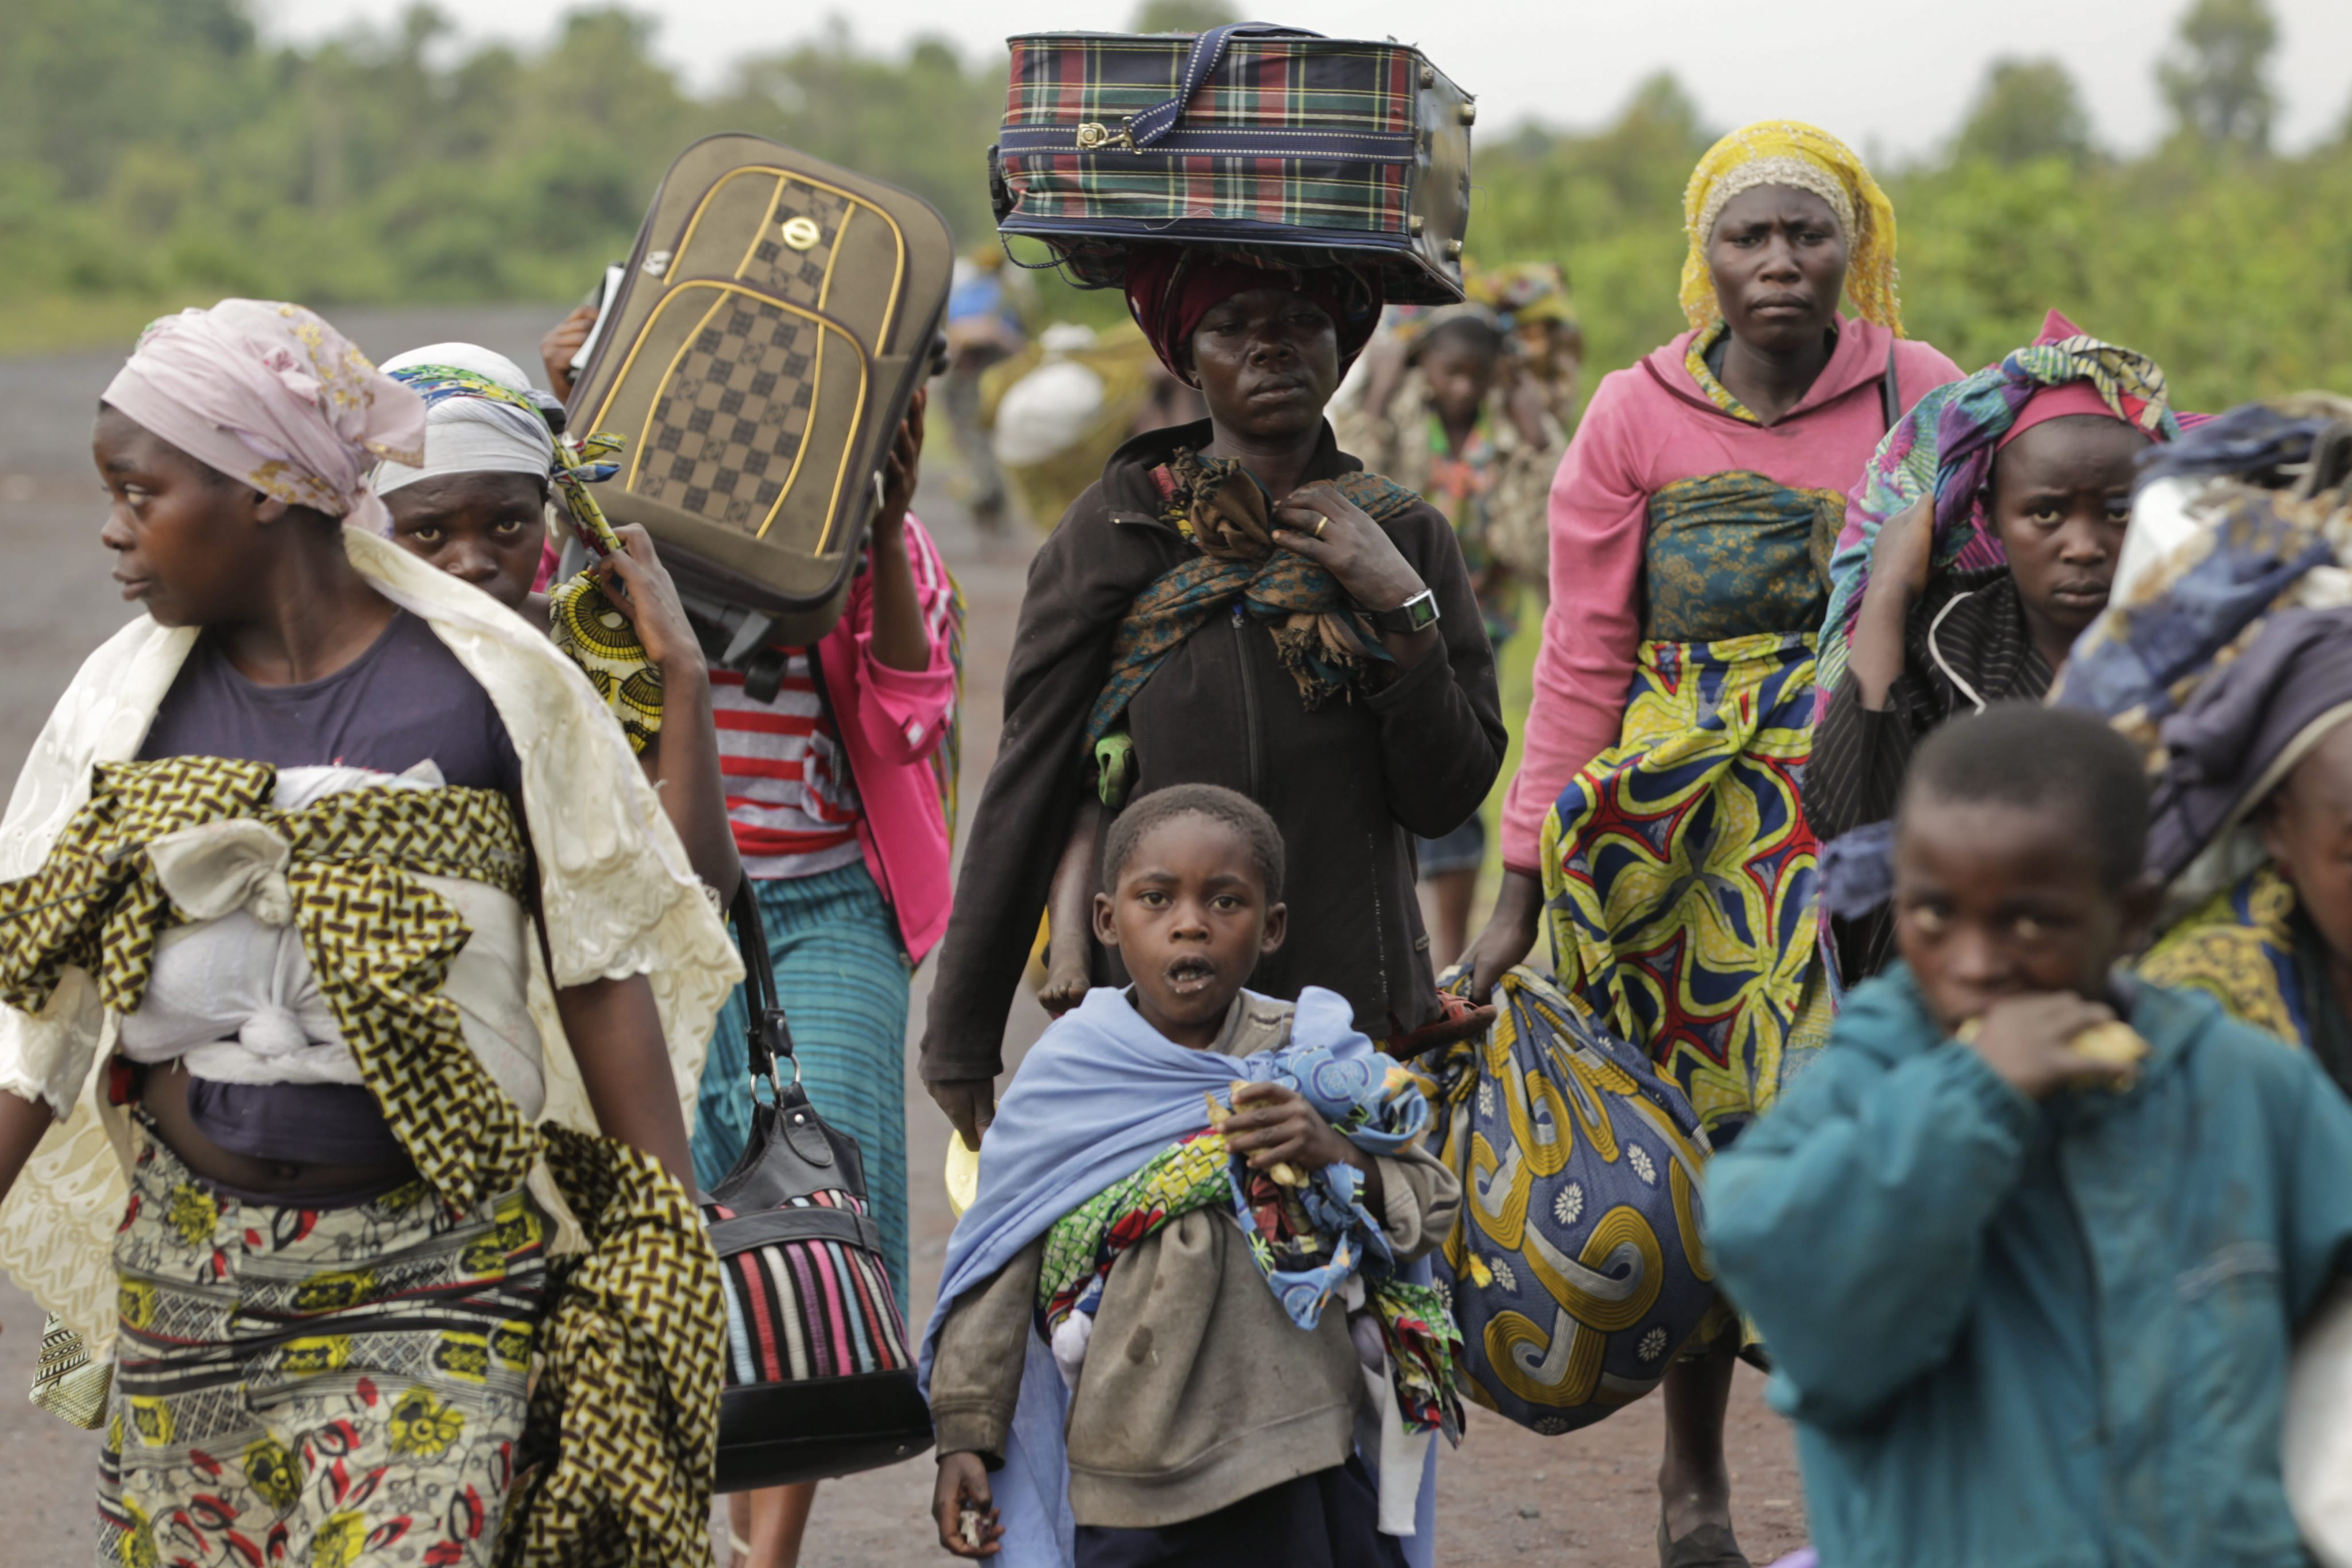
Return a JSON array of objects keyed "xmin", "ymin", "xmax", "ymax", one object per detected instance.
[
  {"xmin": 1124, "ymin": 246, "xmax": 1382, "ymax": 384},
  {"xmin": 1680, "ymin": 122, "xmax": 1901, "ymax": 335},
  {"xmin": 369, "ymin": 344, "xmax": 557, "ymax": 500},
  {"xmin": 1814, "ymin": 310, "xmax": 2184, "ymax": 717},
  {"xmin": 101, "ymin": 300, "xmax": 424, "ymax": 539},
  {"xmin": 2054, "ymin": 400, "xmax": 2352, "ymax": 895},
  {"xmin": 1475, "ymin": 261, "xmax": 1577, "ymax": 329}
]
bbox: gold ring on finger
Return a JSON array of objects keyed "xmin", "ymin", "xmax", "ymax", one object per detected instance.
[{"xmin": 1314, "ymin": 517, "xmax": 1328, "ymax": 539}]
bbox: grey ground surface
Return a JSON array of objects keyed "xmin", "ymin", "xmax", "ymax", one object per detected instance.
[{"xmin": 0, "ymin": 305, "xmax": 1803, "ymax": 1567}]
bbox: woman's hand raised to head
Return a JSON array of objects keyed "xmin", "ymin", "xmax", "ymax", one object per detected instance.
[
  {"xmin": 1271, "ymin": 481, "xmax": 1426, "ymax": 614},
  {"xmin": 1867, "ymin": 494, "xmax": 1937, "ymax": 605},
  {"xmin": 1847, "ymin": 495, "xmax": 1936, "ymax": 711}
]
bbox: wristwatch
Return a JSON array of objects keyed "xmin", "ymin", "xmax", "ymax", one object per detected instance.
[{"xmin": 1367, "ymin": 587, "xmax": 1440, "ymax": 637}]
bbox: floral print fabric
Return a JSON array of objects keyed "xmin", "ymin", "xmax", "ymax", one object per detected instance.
[{"xmin": 98, "ymin": 1124, "xmax": 547, "ymax": 1568}]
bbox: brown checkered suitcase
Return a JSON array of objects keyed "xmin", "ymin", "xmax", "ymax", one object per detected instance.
[{"xmin": 570, "ymin": 135, "xmax": 954, "ymax": 647}]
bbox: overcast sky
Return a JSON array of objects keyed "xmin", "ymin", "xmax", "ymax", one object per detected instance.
[{"xmin": 261, "ymin": 0, "xmax": 2352, "ymax": 162}]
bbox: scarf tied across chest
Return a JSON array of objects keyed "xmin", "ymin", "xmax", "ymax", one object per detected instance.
[
  {"xmin": 1085, "ymin": 451, "xmax": 1421, "ymax": 745},
  {"xmin": 0, "ymin": 757, "xmax": 725, "ymax": 1566}
]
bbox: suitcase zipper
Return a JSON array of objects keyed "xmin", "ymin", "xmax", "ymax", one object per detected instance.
[{"xmin": 997, "ymin": 125, "xmax": 1417, "ymax": 161}]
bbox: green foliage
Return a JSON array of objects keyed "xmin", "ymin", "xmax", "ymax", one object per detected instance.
[
  {"xmin": 1130, "ymin": 1, "xmax": 1240, "ymax": 32},
  {"xmin": 2161, "ymin": 0, "xmax": 2279, "ymax": 150},
  {"xmin": 1954, "ymin": 58, "xmax": 2094, "ymax": 167},
  {"xmin": 0, "ymin": 0, "xmax": 2346, "ymax": 414}
]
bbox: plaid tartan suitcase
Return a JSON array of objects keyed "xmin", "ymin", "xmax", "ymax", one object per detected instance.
[
  {"xmin": 570, "ymin": 134, "xmax": 954, "ymax": 646},
  {"xmin": 991, "ymin": 22, "xmax": 1473, "ymax": 304}
]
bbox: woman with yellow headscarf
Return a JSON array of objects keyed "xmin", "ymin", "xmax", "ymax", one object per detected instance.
[{"xmin": 1458, "ymin": 123, "xmax": 1964, "ymax": 1567}]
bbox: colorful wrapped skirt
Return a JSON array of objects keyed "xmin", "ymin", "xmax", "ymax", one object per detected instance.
[
  {"xmin": 97, "ymin": 1124, "xmax": 548, "ymax": 1568},
  {"xmin": 1540, "ymin": 630, "xmax": 1829, "ymax": 1144}
]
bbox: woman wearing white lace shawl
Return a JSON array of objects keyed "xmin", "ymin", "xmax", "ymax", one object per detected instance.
[{"xmin": 0, "ymin": 300, "xmax": 740, "ymax": 1567}]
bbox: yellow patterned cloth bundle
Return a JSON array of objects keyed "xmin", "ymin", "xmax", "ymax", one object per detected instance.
[{"xmin": 544, "ymin": 431, "xmax": 665, "ymax": 758}]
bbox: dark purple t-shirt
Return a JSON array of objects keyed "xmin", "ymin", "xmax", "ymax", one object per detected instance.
[
  {"xmin": 140, "ymin": 609, "xmax": 522, "ymax": 799},
  {"xmin": 137, "ymin": 610, "xmax": 523, "ymax": 1178}
]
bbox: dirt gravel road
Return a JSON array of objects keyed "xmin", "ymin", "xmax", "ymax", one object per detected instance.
[{"xmin": 0, "ymin": 306, "xmax": 1804, "ymax": 1567}]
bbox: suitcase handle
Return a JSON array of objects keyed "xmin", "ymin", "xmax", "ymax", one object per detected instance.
[{"xmin": 1124, "ymin": 22, "xmax": 1324, "ymax": 150}]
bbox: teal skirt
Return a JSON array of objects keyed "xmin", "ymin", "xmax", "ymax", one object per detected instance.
[{"xmin": 694, "ymin": 859, "xmax": 914, "ymax": 1304}]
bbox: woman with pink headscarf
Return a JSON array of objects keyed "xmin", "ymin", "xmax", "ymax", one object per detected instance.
[
  {"xmin": 1807, "ymin": 309, "xmax": 2187, "ymax": 982},
  {"xmin": 0, "ymin": 300, "xmax": 737, "ymax": 1567}
]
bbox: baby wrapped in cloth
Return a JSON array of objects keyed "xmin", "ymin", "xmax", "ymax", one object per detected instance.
[{"xmin": 119, "ymin": 762, "xmax": 545, "ymax": 1179}]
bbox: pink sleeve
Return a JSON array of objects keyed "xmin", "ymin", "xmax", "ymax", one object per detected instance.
[
  {"xmin": 849, "ymin": 513, "xmax": 960, "ymax": 764},
  {"xmin": 1499, "ymin": 377, "xmax": 1650, "ymax": 872}
]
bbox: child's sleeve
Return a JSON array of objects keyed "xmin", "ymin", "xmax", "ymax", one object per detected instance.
[
  {"xmin": 1705, "ymin": 1029, "xmax": 2038, "ymax": 1430},
  {"xmin": 928, "ymin": 1239, "xmax": 1045, "ymax": 1466},
  {"xmin": 1371, "ymin": 1143, "xmax": 1463, "ymax": 1264}
]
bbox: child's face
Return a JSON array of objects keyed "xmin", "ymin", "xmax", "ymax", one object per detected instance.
[
  {"xmin": 2262, "ymin": 723, "xmax": 2352, "ymax": 970},
  {"xmin": 1893, "ymin": 793, "xmax": 2155, "ymax": 1032},
  {"xmin": 1421, "ymin": 340, "xmax": 1498, "ymax": 431},
  {"xmin": 385, "ymin": 473, "xmax": 547, "ymax": 614},
  {"xmin": 94, "ymin": 404, "xmax": 272, "ymax": 629},
  {"xmin": 1989, "ymin": 416, "xmax": 2145, "ymax": 651},
  {"xmin": 1093, "ymin": 812, "xmax": 1287, "ymax": 1048}
]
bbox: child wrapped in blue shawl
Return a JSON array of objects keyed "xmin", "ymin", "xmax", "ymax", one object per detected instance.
[{"xmin": 919, "ymin": 786, "xmax": 1462, "ymax": 1568}]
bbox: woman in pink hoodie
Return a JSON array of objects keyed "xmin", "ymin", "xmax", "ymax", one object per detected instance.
[{"xmin": 1458, "ymin": 123, "xmax": 1963, "ymax": 1568}]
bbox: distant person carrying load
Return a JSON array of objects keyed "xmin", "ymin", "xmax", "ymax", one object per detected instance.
[
  {"xmin": 940, "ymin": 247, "xmax": 1032, "ymax": 533},
  {"xmin": 1336, "ymin": 304, "xmax": 1567, "ymax": 970}
]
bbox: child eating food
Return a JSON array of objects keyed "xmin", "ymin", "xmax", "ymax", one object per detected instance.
[{"xmin": 1706, "ymin": 703, "xmax": 2352, "ymax": 1567}]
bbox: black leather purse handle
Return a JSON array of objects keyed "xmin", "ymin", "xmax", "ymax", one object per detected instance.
[{"xmin": 730, "ymin": 883, "xmax": 800, "ymax": 1093}]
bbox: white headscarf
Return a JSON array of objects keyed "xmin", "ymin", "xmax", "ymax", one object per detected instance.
[{"xmin": 368, "ymin": 343, "xmax": 556, "ymax": 497}]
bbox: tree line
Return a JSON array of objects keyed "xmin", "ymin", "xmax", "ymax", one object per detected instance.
[{"xmin": 3, "ymin": 0, "xmax": 2347, "ymax": 408}]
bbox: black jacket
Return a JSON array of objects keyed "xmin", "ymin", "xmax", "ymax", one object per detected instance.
[
  {"xmin": 1807, "ymin": 567, "xmax": 2051, "ymax": 980},
  {"xmin": 919, "ymin": 420, "xmax": 1507, "ymax": 1082}
]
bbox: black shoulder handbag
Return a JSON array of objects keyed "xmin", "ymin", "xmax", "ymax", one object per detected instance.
[{"xmin": 703, "ymin": 884, "xmax": 935, "ymax": 1490}]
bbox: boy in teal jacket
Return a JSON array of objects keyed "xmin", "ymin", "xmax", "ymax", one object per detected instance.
[{"xmin": 1709, "ymin": 705, "xmax": 2352, "ymax": 1568}]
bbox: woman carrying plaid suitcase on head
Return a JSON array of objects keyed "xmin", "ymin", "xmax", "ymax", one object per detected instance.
[
  {"xmin": 919, "ymin": 240, "xmax": 1503, "ymax": 1568},
  {"xmin": 921, "ymin": 241, "xmax": 1506, "ymax": 1211}
]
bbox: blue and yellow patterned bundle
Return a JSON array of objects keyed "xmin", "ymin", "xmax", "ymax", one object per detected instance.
[{"xmin": 1410, "ymin": 967, "xmax": 1719, "ymax": 1434}]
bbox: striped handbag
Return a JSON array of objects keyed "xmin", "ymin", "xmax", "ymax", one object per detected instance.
[{"xmin": 703, "ymin": 884, "xmax": 934, "ymax": 1489}]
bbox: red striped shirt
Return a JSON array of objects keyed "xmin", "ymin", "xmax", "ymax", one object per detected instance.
[{"xmin": 710, "ymin": 652, "xmax": 864, "ymax": 879}]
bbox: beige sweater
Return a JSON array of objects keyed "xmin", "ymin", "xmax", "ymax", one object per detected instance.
[{"xmin": 928, "ymin": 993, "xmax": 1462, "ymax": 1528}]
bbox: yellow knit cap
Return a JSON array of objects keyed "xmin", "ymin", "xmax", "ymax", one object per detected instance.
[{"xmin": 1678, "ymin": 121, "xmax": 1902, "ymax": 336}]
